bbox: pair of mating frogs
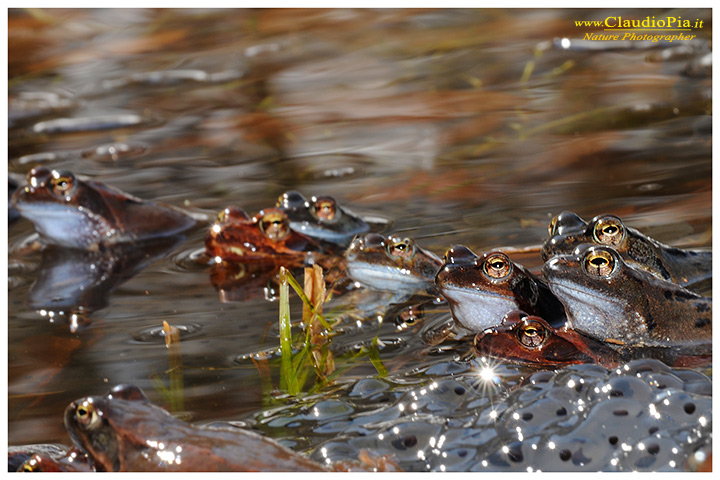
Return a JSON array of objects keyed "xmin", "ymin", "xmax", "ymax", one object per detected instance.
[{"xmin": 438, "ymin": 212, "xmax": 712, "ymax": 368}]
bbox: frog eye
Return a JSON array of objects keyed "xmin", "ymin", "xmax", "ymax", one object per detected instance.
[
  {"xmin": 517, "ymin": 319, "xmax": 547, "ymax": 348},
  {"xmin": 259, "ymin": 211, "xmax": 290, "ymax": 241},
  {"xmin": 548, "ymin": 215, "xmax": 559, "ymax": 236},
  {"xmin": 482, "ymin": 253, "xmax": 512, "ymax": 279},
  {"xmin": 387, "ymin": 237, "xmax": 415, "ymax": 259},
  {"xmin": 75, "ymin": 401, "xmax": 100, "ymax": 429},
  {"xmin": 217, "ymin": 206, "xmax": 249, "ymax": 224},
  {"xmin": 278, "ymin": 191, "xmax": 307, "ymax": 209},
  {"xmin": 592, "ymin": 215, "xmax": 625, "ymax": 246},
  {"xmin": 583, "ymin": 248, "xmax": 616, "ymax": 277},
  {"xmin": 311, "ymin": 197, "xmax": 338, "ymax": 222},
  {"xmin": 21, "ymin": 457, "xmax": 40, "ymax": 472},
  {"xmin": 50, "ymin": 172, "xmax": 76, "ymax": 197}
]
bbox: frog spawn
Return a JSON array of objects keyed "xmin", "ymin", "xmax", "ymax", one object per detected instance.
[{"xmin": 252, "ymin": 359, "xmax": 712, "ymax": 472}]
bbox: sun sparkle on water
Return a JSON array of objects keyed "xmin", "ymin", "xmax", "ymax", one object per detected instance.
[{"xmin": 479, "ymin": 366, "xmax": 495, "ymax": 382}]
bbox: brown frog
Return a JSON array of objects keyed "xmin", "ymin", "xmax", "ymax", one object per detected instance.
[
  {"xmin": 543, "ymin": 244, "xmax": 712, "ymax": 352},
  {"xmin": 277, "ymin": 191, "xmax": 369, "ymax": 248},
  {"xmin": 11, "ymin": 167, "xmax": 197, "ymax": 250},
  {"xmin": 474, "ymin": 310, "xmax": 621, "ymax": 368},
  {"xmin": 64, "ymin": 384, "xmax": 400, "ymax": 472},
  {"xmin": 543, "ymin": 211, "xmax": 712, "ymax": 289},
  {"xmin": 474, "ymin": 310, "xmax": 710, "ymax": 368},
  {"xmin": 204, "ymin": 206, "xmax": 323, "ymax": 264},
  {"xmin": 345, "ymin": 233, "xmax": 442, "ymax": 293},
  {"xmin": 64, "ymin": 384, "xmax": 329, "ymax": 471},
  {"xmin": 435, "ymin": 245, "xmax": 566, "ymax": 334}
]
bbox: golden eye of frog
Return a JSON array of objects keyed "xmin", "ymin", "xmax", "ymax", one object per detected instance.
[
  {"xmin": 542, "ymin": 211, "xmax": 712, "ymax": 290},
  {"xmin": 277, "ymin": 191, "xmax": 369, "ymax": 247},
  {"xmin": 64, "ymin": 384, "xmax": 328, "ymax": 471},
  {"xmin": 543, "ymin": 244, "xmax": 712, "ymax": 351},
  {"xmin": 474, "ymin": 310, "xmax": 620, "ymax": 368},
  {"xmin": 11, "ymin": 167, "xmax": 196, "ymax": 250},
  {"xmin": 205, "ymin": 206, "xmax": 322, "ymax": 263},
  {"xmin": 344, "ymin": 233, "xmax": 442, "ymax": 293},
  {"xmin": 434, "ymin": 245, "xmax": 566, "ymax": 333}
]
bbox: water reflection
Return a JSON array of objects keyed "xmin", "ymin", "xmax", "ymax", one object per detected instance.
[{"xmin": 27, "ymin": 237, "xmax": 186, "ymax": 331}]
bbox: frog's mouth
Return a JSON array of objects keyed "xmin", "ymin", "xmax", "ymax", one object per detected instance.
[
  {"xmin": 288, "ymin": 213, "xmax": 368, "ymax": 246},
  {"xmin": 440, "ymin": 284, "xmax": 517, "ymax": 332},
  {"xmin": 14, "ymin": 202, "xmax": 106, "ymax": 249},
  {"xmin": 545, "ymin": 278, "xmax": 629, "ymax": 340},
  {"xmin": 347, "ymin": 261, "xmax": 430, "ymax": 292}
]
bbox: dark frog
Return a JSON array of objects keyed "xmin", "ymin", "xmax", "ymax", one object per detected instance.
[
  {"xmin": 345, "ymin": 233, "xmax": 442, "ymax": 294},
  {"xmin": 64, "ymin": 384, "xmax": 329, "ymax": 471},
  {"xmin": 543, "ymin": 211, "xmax": 712, "ymax": 289},
  {"xmin": 205, "ymin": 206, "xmax": 322, "ymax": 264},
  {"xmin": 435, "ymin": 245, "xmax": 566, "ymax": 334},
  {"xmin": 277, "ymin": 191, "xmax": 369, "ymax": 248},
  {"xmin": 543, "ymin": 244, "xmax": 712, "ymax": 353},
  {"xmin": 12, "ymin": 167, "xmax": 197, "ymax": 250}
]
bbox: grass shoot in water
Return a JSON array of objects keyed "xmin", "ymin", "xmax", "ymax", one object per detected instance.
[
  {"xmin": 278, "ymin": 264, "xmax": 394, "ymax": 395},
  {"xmin": 150, "ymin": 320, "xmax": 185, "ymax": 412},
  {"xmin": 279, "ymin": 265, "xmax": 335, "ymax": 395}
]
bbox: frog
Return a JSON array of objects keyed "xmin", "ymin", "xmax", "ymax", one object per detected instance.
[
  {"xmin": 204, "ymin": 206, "xmax": 323, "ymax": 264},
  {"xmin": 542, "ymin": 211, "xmax": 712, "ymax": 290},
  {"xmin": 435, "ymin": 245, "xmax": 566, "ymax": 334},
  {"xmin": 345, "ymin": 233, "xmax": 442, "ymax": 294},
  {"xmin": 542, "ymin": 243, "xmax": 712, "ymax": 353},
  {"xmin": 277, "ymin": 191, "xmax": 369, "ymax": 248},
  {"xmin": 64, "ymin": 384, "xmax": 330, "ymax": 471},
  {"xmin": 11, "ymin": 167, "xmax": 197, "ymax": 251},
  {"xmin": 474, "ymin": 310, "xmax": 621, "ymax": 368},
  {"xmin": 474, "ymin": 310, "xmax": 711, "ymax": 368}
]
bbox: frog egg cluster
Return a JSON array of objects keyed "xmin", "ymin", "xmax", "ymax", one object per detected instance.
[
  {"xmin": 473, "ymin": 359, "xmax": 711, "ymax": 471},
  {"xmin": 258, "ymin": 358, "xmax": 710, "ymax": 471}
]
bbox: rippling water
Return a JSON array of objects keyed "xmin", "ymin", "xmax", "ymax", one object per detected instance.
[{"xmin": 6, "ymin": 8, "xmax": 712, "ymax": 471}]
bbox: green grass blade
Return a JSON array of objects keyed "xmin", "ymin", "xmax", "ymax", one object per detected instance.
[
  {"xmin": 367, "ymin": 337, "xmax": 389, "ymax": 377},
  {"xmin": 284, "ymin": 268, "xmax": 332, "ymax": 330},
  {"xmin": 279, "ymin": 267, "xmax": 299, "ymax": 394}
]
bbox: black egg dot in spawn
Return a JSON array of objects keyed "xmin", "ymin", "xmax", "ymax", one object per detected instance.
[
  {"xmin": 458, "ymin": 450, "xmax": 467, "ymax": 458},
  {"xmin": 521, "ymin": 412, "xmax": 533, "ymax": 421},
  {"xmin": 683, "ymin": 403, "xmax": 696, "ymax": 414},
  {"xmin": 403, "ymin": 435, "xmax": 418, "ymax": 448},
  {"xmin": 454, "ymin": 386, "xmax": 466, "ymax": 395},
  {"xmin": 609, "ymin": 390, "xmax": 623, "ymax": 397},
  {"xmin": 648, "ymin": 426, "xmax": 659, "ymax": 434},
  {"xmin": 556, "ymin": 407, "xmax": 567, "ymax": 416},
  {"xmin": 608, "ymin": 436, "xmax": 619, "ymax": 445},
  {"xmin": 507, "ymin": 443, "xmax": 523, "ymax": 463},
  {"xmin": 647, "ymin": 443, "xmax": 660, "ymax": 455},
  {"xmin": 559, "ymin": 450, "xmax": 572, "ymax": 461},
  {"xmin": 613, "ymin": 409, "xmax": 629, "ymax": 416}
]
